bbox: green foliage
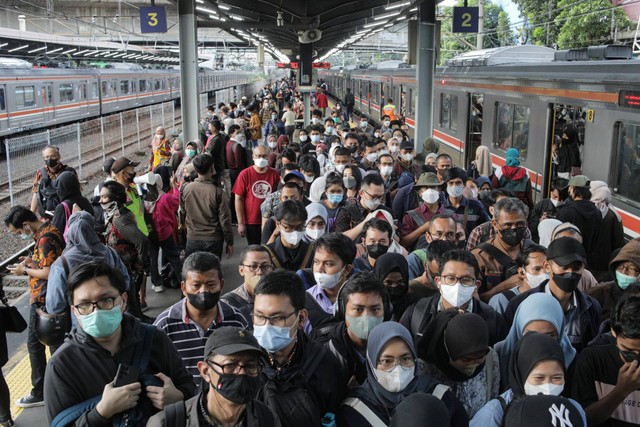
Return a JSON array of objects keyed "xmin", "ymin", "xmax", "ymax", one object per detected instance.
[
  {"xmin": 497, "ymin": 11, "xmax": 515, "ymax": 46},
  {"xmin": 555, "ymin": 0, "xmax": 631, "ymax": 49}
]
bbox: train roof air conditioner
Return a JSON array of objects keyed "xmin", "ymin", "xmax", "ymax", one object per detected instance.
[{"xmin": 299, "ymin": 29, "xmax": 322, "ymax": 44}]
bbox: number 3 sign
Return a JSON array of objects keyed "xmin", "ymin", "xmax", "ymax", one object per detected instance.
[
  {"xmin": 140, "ymin": 6, "xmax": 167, "ymax": 33},
  {"xmin": 453, "ymin": 7, "xmax": 479, "ymax": 33}
]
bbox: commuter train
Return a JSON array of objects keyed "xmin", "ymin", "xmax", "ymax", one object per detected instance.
[
  {"xmin": 321, "ymin": 45, "xmax": 640, "ymax": 239},
  {"xmin": 0, "ymin": 60, "xmax": 252, "ymax": 139}
]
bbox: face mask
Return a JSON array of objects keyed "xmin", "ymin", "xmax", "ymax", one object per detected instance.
[
  {"xmin": 380, "ymin": 165, "xmax": 393, "ymax": 176},
  {"xmin": 363, "ymin": 198, "xmax": 381, "ymax": 211},
  {"xmin": 390, "ymin": 146, "xmax": 399, "ymax": 153},
  {"xmin": 360, "ymin": 121, "xmax": 368, "ymax": 128},
  {"xmin": 20, "ymin": 226, "xmax": 32, "ymax": 240},
  {"xmin": 126, "ymin": 173, "xmax": 136, "ymax": 184},
  {"xmin": 78, "ymin": 305, "xmax": 123, "ymax": 338},
  {"xmin": 550, "ymin": 198, "xmax": 563, "ymax": 208},
  {"xmin": 253, "ymin": 319, "xmax": 297, "ymax": 353},
  {"xmin": 314, "ymin": 268, "xmax": 345, "ymax": 290},
  {"xmin": 311, "ymin": 135, "xmax": 321, "ymax": 143},
  {"xmin": 254, "ymin": 158, "xmax": 268, "ymax": 168},
  {"xmin": 343, "ymin": 176, "xmax": 357, "ymax": 189},
  {"xmin": 375, "ymin": 365, "xmax": 415, "ymax": 393},
  {"xmin": 440, "ymin": 283, "xmax": 475, "ymax": 308},
  {"xmin": 268, "ymin": 141, "xmax": 278, "ymax": 149},
  {"xmin": 386, "ymin": 284, "xmax": 408, "ymax": 303},
  {"xmin": 500, "ymin": 227, "xmax": 527, "ymax": 247},
  {"xmin": 45, "ymin": 158, "xmax": 59, "ymax": 168},
  {"xmin": 312, "ymin": 118, "xmax": 321, "ymax": 125},
  {"xmin": 552, "ymin": 272, "xmax": 582, "ymax": 293},
  {"xmin": 244, "ymin": 274, "xmax": 261, "ymax": 290},
  {"xmin": 401, "ymin": 153, "xmax": 413, "ymax": 162},
  {"xmin": 300, "ymin": 135, "xmax": 308, "ymax": 142},
  {"xmin": 100, "ymin": 200, "xmax": 118, "ymax": 212},
  {"xmin": 616, "ymin": 270, "xmax": 638, "ymax": 290},
  {"xmin": 187, "ymin": 291, "xmax": 220, "ymax": 311},
  {"xmin": 346, "ymin": 314, "xmax": 383, "ymax": 341},
  {"xmin": 271, "ymin": 114, "xmax": 277, "ymax": 120},
  {"xmin": 366, "ymin": 153, "xmax": 379, "ymax": 163},
  {"xmin": 524, "ymin": 382, "xmax": 564, "ymax": 396},
  {"xmin": 348, "ymin": 145, "xmax": 358, "ymax": 154},
  {"xmin": 526, "ymin": 272, "xmax": 549, "ymax": 289},
  {"xmin": 281, "ymin": 230, "xmax": 304, "ymax": 246},
  {"xmin": 306, "ymin": 227, "xmax": 325, "ymax": 241},
  {"xmin": 379, "ymin": 150, "xmax": 389, "ymax": 156},
  {"xmin": 456, "ymin": 363, "xmax": 483, "ymax": 377},
  {"xmin": 333, "ymin": 117, "xmax": 340, "ymax": 124},
  {"xmin": 470, "ymin": 188, "xmax": 478, "ymax": 199},
  {"xmin": 335, "ymin": 164, "xmax": 347, "ymax": 174},
  {"xmin": 326, "ymin": 126, "xmax": 334, "ymax": 133},
  {"xmin": 327, "ymin": 193, "xmax": 344, "ymax": 204},
  {"xmin": 213, "ymin": 372, "xmax": 261, "ymax": 404},
  {"xmin": 366, "ymin": 243, "xmax": 389, "ymax": 259},
  {"xmin": 236, "ymin": 134, "xmax": 246, "ymax": 143},
  {"xmin": 447, "ymin": 185, "xmax": 464, "ymax": 198},
  {"xmin": 374, "ymin": 132, "xmax": 381, "ymax": 138},
  {"xmin": 186, "ymin": 149, "xmax": 197, "ymax": 158},
  {"xmin": 421, "ymin": 189, "xmax": 440, "ymax": 204},
  {"xmin": 304, "ymin": 175, "xmax": 315, "ymax": 183}
]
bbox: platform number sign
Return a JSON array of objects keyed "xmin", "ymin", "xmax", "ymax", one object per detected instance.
[
  {"xmin": 452, "ymin": 7, "xmax": 479, "ymax": 33},
  {"xmin": 140, "ymin": 6, "xmax": 167, "ymax": 33}
]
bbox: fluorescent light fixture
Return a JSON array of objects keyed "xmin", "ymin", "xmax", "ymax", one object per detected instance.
[
  {"xmin": 61, "ymin": 48, "xmax": 76, "ymax": 54},
  {"xmin": 385, "ymin": 2, "xmax": 410, "ymax": 10},
  {"xmin": 396, "ymin": 15, "xmax": 407, "ymax": 20},
  {"xmin": 356, "ymin": 28, "xmax": 368, "ymax": 34},
  {"xmin": 218, "ymin": 3, "xmax": 230, "ymax": 10},
  {"xmin": 364, "ymin": 21, "xmax": 386, "ymax": 28},
  {"xmin": 47, "ymin": 47, "xmax": 63, "ymax": 54},
  {"xmin": 374, "ymin": 11, "xmax": 401, "ymax": 20},
  {"xmin": 196, "ymin": 0, "xmax": 204, "ymax": 3},
  {"xmin": 8, "ymin": 44, "xmax": 29, "ymax": 52},
  {"xmin": 28, "ymin": 46, "xmax": 47, "ymax": 53},
  {"xmin": 75, "ymin": 49, "xmax": 90, "ymax": 55},
  {"xmin": 0, "ymin": 43, "xmax": 8, "ymax": 48},
  {"xmin": 103, "ymin": 52, "xmax": 118, "ymax": 57},
  {"xmin": 84, "ymin": 50, "xmax": 100, "ymax": 56},
  {"xmin": 230, "ymin": 15, "xmax": 243, "ymax": 21},
  {"xmin": 113, "ymin": 52, "xmax": 127, "ymax": 58},
  {"xmin": 196, "ymin": 6, "xmax": 216, "ymax": 14},
  {"xmin": 410, "ymin": 7, "xmax": 417, "ymax": 11}
]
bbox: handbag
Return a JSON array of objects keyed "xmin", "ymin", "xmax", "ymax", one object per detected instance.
[{"xmin": 0, "ymin": 287, "xmax": 27, "ymax": 333}]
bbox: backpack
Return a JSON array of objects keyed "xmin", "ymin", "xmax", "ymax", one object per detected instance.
[
  {"xmin": 231, "ymin": 139, "xmax": 254, "ymax": 168},
  {"xmin": 220, "ymin": 292, "xmax": 252, "ymax": 319},
  {"xmin": 37, "ymin": 168, "xmax": 63, "ymax": 217}
]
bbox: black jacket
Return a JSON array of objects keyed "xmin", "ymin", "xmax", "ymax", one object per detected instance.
[
  {"xmin": 555, "ymin": 200, "xmax": 602, "ymax": 264},
  {"xmin": 44, "ymin": 313, "xmax": 195, "ymax": 426},
  {"xmin": 320, "ymin": 322, "xmax": 368, "ymax": 387},
  {"xmin": 51, "ymin": 172, "xmax": 93, "ymax": 235},
  {"xmin": 527, "ymin": 198, "xmax": 559, "ymax": 243}
]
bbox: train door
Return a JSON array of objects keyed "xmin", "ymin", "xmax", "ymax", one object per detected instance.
[
  {"xmin": 464, "ymin": 93, "xmax": 484, "ymax": 168},
  {"xmin": 42, "ymin": 82, "xmax": 54, "ymax": 122},
  {"xmin": 0, "ymin": 85, "xmax": 6, "ymax": 132},
  {"xmin": 78, "ymin": 81, "xmax": 89, "ymax": 115}
]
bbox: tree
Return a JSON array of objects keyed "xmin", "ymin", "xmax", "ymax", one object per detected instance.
[
  {"xmin": 555, "ymin": 0, "xmax": 631, "ymax": 49},
  {"xmin": 497, "ymin": 11, "xmax": 515, "ymax": 46},
  {"xmin": 511, "ymin": 0, "xmax": 560, "ymax": 46}
]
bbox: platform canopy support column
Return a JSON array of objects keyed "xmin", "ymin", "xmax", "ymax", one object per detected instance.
[
  {"xmin": 299, "ymin": 42, "xmax": 313, "ymax": 127},
  {"xmin": 415, "ymin": 2, "xmax": 437, "ymax": 154},
  {"xmin": 178, "ymin": 0, "xmax": 199, "ymax": 143}
]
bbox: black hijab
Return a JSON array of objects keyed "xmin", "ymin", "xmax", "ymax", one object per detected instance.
[
  {"xmin": 373, "ymin": 253, "xmax": 409, "ymax": 304},
  {"xmin": 509, "ymin": 332, "xmax": 565, "ymax": 398},
  {"xmin": 153, "ymin": 165, "xmax": 173, "ymax": 193},
  {"xmin": 424, "ymin": 309, "xmax": 489, "ymax": 382}
]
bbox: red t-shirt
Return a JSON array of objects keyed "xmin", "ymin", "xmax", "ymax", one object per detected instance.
[{"xmin": 232, "ymin": 166, "xmax": 280, "ymax": 225}]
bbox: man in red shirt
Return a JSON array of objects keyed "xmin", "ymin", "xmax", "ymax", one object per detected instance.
[
  {"xmin": 316, "ymin": 88, "xmax": 329, "ymax": 117},
  {"xmin": 232, "ymin": 145, "xmax": 280, "ymax": 245}
]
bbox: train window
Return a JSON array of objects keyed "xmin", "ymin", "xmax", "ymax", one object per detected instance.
[
  {"xmin": 79, "ymin": 83, "xmax": 87, "ymax": 100},
  {"xmin": 0, "ymin": 87, "xmax": 4, "ymax": 110},
  {"xmin": 612, "ymin": 122, "xmax": 640, "ymax": 205},
  {"xmin": 91, "ymin": 82, "xmax": 99, "ymax": 99},
  {"xmin": 155, "ymin": 79, "xmax": 161, "ymax": 91},
  {"xmin": 15, "ymin": 86, "xmax": 36, "ymax": 108},
  {"xmin": 43, "ymin": 84, "xmax": 53, "ymax": 106},
  {"xmin": 494, "ymin": 102, "xmax": 530, "ymax": 160},
  {"xmin": 139, "ymin": 80, "xmax": 146, "ymax": 92},
  {"xmin": 110, "ymin": 80, "xmax": 117, "ymax": 97},
  {"xmin": 102, "ymin": 81, "xmax": 109, "ymax": 98},
  {"xmin": 440, "ymin": 93, "xmax": 458, "ymax": 131},
  {"xmin": 59, "ymin": 84, "xmax": 74, "ymax": 103},
  {"xmin": 120, "ymin": 80, "xmax": 130, "ymax": 95}
]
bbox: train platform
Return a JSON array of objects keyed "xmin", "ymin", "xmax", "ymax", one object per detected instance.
[{"xmin": 4, "ymin": 228, "xmax": 250, "ymax": 426}]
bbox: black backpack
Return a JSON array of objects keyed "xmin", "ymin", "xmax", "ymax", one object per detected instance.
[{"xmin": 37, "ymin": 168, "xmax": 64, "ymax": 217}]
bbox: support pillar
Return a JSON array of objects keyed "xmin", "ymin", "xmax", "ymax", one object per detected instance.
[
  {"xmin": 178, "ymin": 0, "xmax": 199, "ymax": 143},
  {"xmin": 299, "ymin": 42, "xmax": 313, "ymax": 127},
  {"xmin": 415, "ymin": 3, "xmax": 437, "ymax": 154}
]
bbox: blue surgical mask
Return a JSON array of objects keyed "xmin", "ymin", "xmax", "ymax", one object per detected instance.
[
  {"xmin": 327, "ymin": 194, "xmax": 344, "ymax": 204},
  {"xmin": 616, "ymin": 270, "xmax": 638, "ymax": 290},
  {"xmin": 78, "ymin": 305, "xmax": 123, "ymax": 338},
  {"xmin": 253, "ymin": 317, "xmax": 298, "ymax": 352},
  {"xmin": 447, "ymin": 185, "xmax": 464, "ymax": 198},
  {"xmin": 346, "ymin": 314, "xmax": 383, "ymax": 341}
]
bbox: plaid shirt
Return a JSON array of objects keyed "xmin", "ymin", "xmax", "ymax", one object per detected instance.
[{"xmin": 466, "ymin": 221, "xmax": 532, "ymax": 251}]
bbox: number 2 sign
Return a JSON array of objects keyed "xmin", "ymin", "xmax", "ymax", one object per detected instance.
[
  {"xmin": 452, "ymin": 7, "xmax": 479, "ymax": 33},
  {"xmin": 140, "ymin": 6, "xmax": 167, "ymax": 33}
]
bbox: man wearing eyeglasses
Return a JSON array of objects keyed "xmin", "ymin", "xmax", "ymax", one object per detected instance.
[
  {"xmin": 148, "ymin": 326, "xmax": 280, "ymax": 427},
  {"xmin": 400, "ymin": 249, "xmax": 507, "ymax": 357},
  {"xmin": 472, "ymin": 197, "xmax": 533, "ymax": 302},
  {"xmin": 45, "ymin": 261, "xmax": 194, "ymax": 426}
]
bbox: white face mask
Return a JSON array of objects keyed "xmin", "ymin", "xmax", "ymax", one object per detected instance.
[
  {"xmin": 366, "ymin": 153, "xmax": 379, "ymax": 163},
  {"xmin": 254, "ymin": 158, "xmax": 268, "ymax": 168},
  {"xmin": 421, "ymin": 188, "xmax": 440, "ymax": 204},
  {"xmin": 402, "ymin": 153, "xmax": 413, "ymax": 162},
  {"xmin": 300, "ymin": 135, "xmax": 308, "ymax": 142},
  {"xmin": 335, "ymin": 164, "xmax": 347, "ymax": 174},
  {"xmin": 526, "ymin": 272, "xmax": 549, "ymax": 289},
  {"xmin": 363, "ymin": 198, "xmax": 381, "ymax": 211},
  {"xmin": 268, "ymin": 141, "xmax": 278, "ymax": 149},
  {"xmin": 383, "ymin": 120, "xmax": 391, "ymax": 127},
  {"xmin": 375, "ymin": 365, "xmax": 415, "ymax": 393},
  {"xmin": 280, "ymin": 230, "xmax": 304, "ymax": 246},
  {"xmin": 312, "ymin": 118, "xmax": 321, "ymax": 125},
  {"xmin": 390, "ymin": 146, "xmax": 399, "ymax": 153},
  {"xmin": 314, "ymin": 267, "xmax": 344, "ymax": 289},
  {"xmin": 304, "ymin": 175, "xmax": 315, "ymax": 183},
  {"xmin": 380, "ymin": 165, "xmax": 394, "ymax": 176},
  {"xmin": 469, "ymin": 188, "xmax": 478, "ymax": 199},
  {"xmin": 306, "ymin": 227, "xmax": 325, "ymax": 241},
  {"xmin": 440, "ymin": 283, "xmax": 475, "ymax": 308},
  {"xmin": 236, "ymin": 134, "xmax": 246, "ymax": 143},
  {"xmin": 550, "ymin": 198, "xmax": 563, "ymax": 208},
  {"xmin": 379, "ymin": 149, "xmax": 389, "ymax": 156},
  {"xmin": 447, "ymin": 185, "xmax": 464, "ymax": 198},
  {"xmin": 360, "ymin": 121, "xmax": 368, "ymax": 128},
  {"xmin": 374, "ymin": 132, "xmax": 381, "ymax": 138},
  {"xmin": 524, "ymin": 382, "xmax": 564, "ymax": 396}
]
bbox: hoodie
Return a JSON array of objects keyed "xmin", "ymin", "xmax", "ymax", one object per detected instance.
[
  {"xmin": 50, "ymin": 171, "xmax": 93, "ymax": 235},
  {"xmin": 556, "ymin": 199, "xmax": 602, "ymax": 262}
]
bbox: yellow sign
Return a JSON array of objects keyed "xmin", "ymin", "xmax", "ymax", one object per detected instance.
[{"xmin": 587, "ymin": 109, "xmax": 595, "ymax": 123}]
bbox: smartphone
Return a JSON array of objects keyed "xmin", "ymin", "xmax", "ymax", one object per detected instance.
[{"xmin": 113, "ymin": 363, "xmax": 139, "ymax": 387}]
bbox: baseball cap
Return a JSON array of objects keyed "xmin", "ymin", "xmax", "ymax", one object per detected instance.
[
  {"xmin": 204, "ymin": 326, "xmax": 266, "ymax": 359},
  {"xmin": 546, "ymin": 236, "xmax": 587, "ymax": 266},
  {"xmin": 103, "ymin": 157, "xmax": 117, "ymax": 174},
  {"xmin": 284, "ymin": 170, "xmax": 304, "ymax": 182},
  {"xmin": 567, "ymin": 175, "xmax": 590, "ymax": 188},
  {"xmin": 111, "ymin": 156, "xmax": 140, "ymax": 174},
  {"xmin": 400, "ymin": 140, "xmax": 414, "ymax": 151},
  {"xmin": 415, "ymin": 172, "xmax": 441, "ymax": 188},
  {"xmin": 504, "ymin": 395, "xmax": 585, "ymax": 427}
]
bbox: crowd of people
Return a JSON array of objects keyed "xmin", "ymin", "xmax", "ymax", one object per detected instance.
[{"xmin": 0, "ymin": 77, "xmax": 637, "ymax": 427}]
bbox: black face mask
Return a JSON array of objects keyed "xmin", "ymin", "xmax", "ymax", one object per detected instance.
[
  {"xmin": 45, "ymin": 158, "xmax": 59, "ymax": 168},
  {"xmin": 500, "ymin": 227, "xmax": 527, "ymax": 247},
  {"xmin": 386, "ymin": 285, "xmax": 408, "ymax": 303},
  {"xmin": 187, "ymin": 291, "xmax": 220, "ymax": 311},
  {"xmin": 552, "ymin": 272, "xmax": 582, "ymax": 293},
  {"xmin": 347, "ymin": 145, "xmax": 358, "ymax": 154},
  {"xmin": 212, "ymin": 373, "xmax": 260, "ymax": 404},
  {"xmin": 366, "ymin": 244, "xmax": 389, "ymax": 260}
]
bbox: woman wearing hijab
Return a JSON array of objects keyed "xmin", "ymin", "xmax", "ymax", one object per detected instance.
[
  {"xmin": 337, "ymin": 322, "xmax": 469, "ymax": 427},
  {"xmin": 373, "ymin": 253, "xmax": 418, "ymax": 321},
  {"xmin": 553, "ymin": 125, "xmax": 581, "ymax": 179},
  {"xmin": 422, "ymin": 310, "xmax": 499, "ymax": 418},
  {"xmin": 390, "ymin": 392, "xmax": 451, "ymax": 427},
  {"xmin": 176, "ymin": 140, "xmax": 198, "ymax": 185},
  {"xmin": 268, "ymin": 134, "xmax": 288, "ymax": 168},
  {"xmin": 149, "ymin": 126, "xmax": 171, "ymax": 170},
  {"xmin": 468, "ymin": 146, "xmax": 494, "ymax": 180},
  {"xmin": 424, "ymin": 152, "xmax": 438, "ymax": 168},
  {"xmin": 589, "ymin": 181, "xmax": 625, "ymax": 280},
  {"xmin": 494, "ymin": 293, "xmax": 576, "ymax": 389},
  {"xmin": 305, "ymin": 202, "xmax": 328, "ymax": 243},
  {"xmin": 321, "ymin": 172, "xmax": 347, "ymax": 232},
  {"xmin": 50, "ymin": 171, "xmax": 93, "ymax": 237},
  {"xmin": 471, "ymin": 333, "xmax": 585, "ymax": 427},
  {"xmin": 537, "ymin": 218, "xmax": 562, "ymax": 248},
  {"xmin": 492, "ymin": 148, "xmax": 533, "ymax": 210}
]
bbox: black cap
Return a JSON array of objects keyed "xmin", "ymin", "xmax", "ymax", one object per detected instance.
[
  {"xmin": 103, "ymin": 157, "xmax": 117, "ymax": 174},
  {"xmin": 400, "ymin": 140, "xmax": 414, "ymax": 151},
  {"xmin": 547, "ymin": 236, "xmax": 587, "ymax": 266},
  {"xmin": 203, "ymin": 326, "xmax": 266, "ymax": 359},
  {"xmin": 504, "ymin": 395, "xmax": 585, "ymax": 427},
  {"xmin": 111, "ymin": 156, "xmax": 140, "ymax": 173}
]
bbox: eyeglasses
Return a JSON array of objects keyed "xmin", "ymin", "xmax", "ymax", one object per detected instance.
[
  {"xmin": 439, "ymin": 275, "xmax": 476, "ymax": 287},
  {"xmin": 362, "ymin": 189, "xmax": 383, "ymax": 203},
  {"xmin": 280, "ymin": 222, "xmax": 305, "ymax": 232},
  {"xmin": 617, "ymin": 263, "xmax": 640, "ymax": 277},
  {"xmin": 241, "ymin": 264, "xmax": 273, "ymax": 273},
  {"xmin": 377, "ymin": 356, "xmax": 415, "ymax": 371},
  {"xmin": 207, "ymin": 360, "xmax": 262, "ymax": 376},
  {"xmin": 497, "ymin": 223, "xmax": 527, "ymax": 231},
  {"xmin": 74, "ymin": 295, "xmax": 121, "ymax": 315},
  {"xmin": 429, "ymin": 231, "xmax": 456, "ymax": 240},
  {"xmin": 252, "ymin": 311, "xmax": 297, "ymax": 327}
]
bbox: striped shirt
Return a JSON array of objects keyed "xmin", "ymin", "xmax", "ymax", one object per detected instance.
[{"xmin": 154, "ymin": 298, "xmax": 249, "ymax": 382}]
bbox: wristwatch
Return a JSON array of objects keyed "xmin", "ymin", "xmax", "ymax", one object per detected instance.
[{"xmin": 23, "ymin": 269, "xmax": 28, "ymax": 276}]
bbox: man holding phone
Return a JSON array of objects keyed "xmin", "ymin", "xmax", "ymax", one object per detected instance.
[{"xmin": 44, "ymin": 261, "xmax": 194, "ymax": 426}]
